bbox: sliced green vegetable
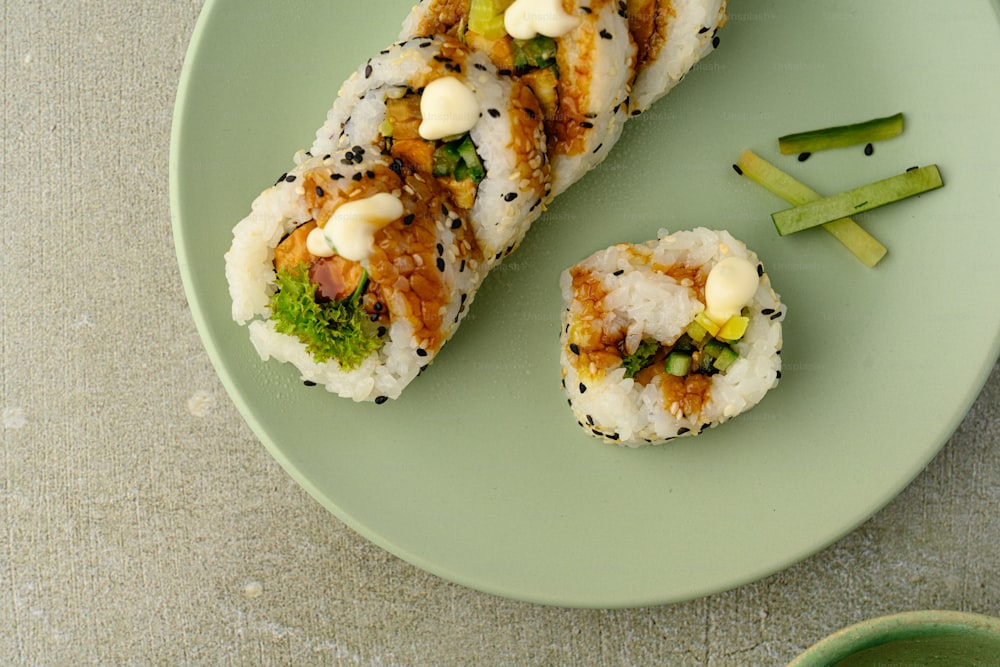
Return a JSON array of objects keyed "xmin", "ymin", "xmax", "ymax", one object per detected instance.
[
  {"xmin": 778, "ymin": 112, "xmax": 904, "ymax": 155},
  {"xmin": 672, "ymin": 333, "xmax": 696, "ymax": 353},
  {"xmin": 664, "ymin": 351, "xmax": 692, "ymax": 377},
  {"xmin": 468, "ymin": 0, "xmax": 509, "ymax": 40},
  {"xmin": 456, "ymin": 135, "xmax": 485, "ymax": 183},
  {"xmin": 684, "ymin": 319, "xmax": 709, "ymax": 344},
  {"xmin": 736, "ymin": 149, "xmax": 888, "ymax": 267},
  {"xmin": 771, "ymin": 165, "xmax": 944, "ymax": 236},
  {"xmin": 712, "ymin": 346, "xmax": 739, "ymax": 372},
  {"xmin": 622, "ymin": 339, "xmax": 659, "ymax": 379},
  {"xmin": 269, "ymin": 264, "xmax": 379, "ymax": 369},
  {"xmin": 432, "ymin": 142, "xmax": 462, "ymax": 178},
  {"xmin": 512, "ymin": 36, "xmax": 558, "ymax": 70},
  {"xmin": 432, "ymin": 134, "xmax": 485, "ymax": 183}
]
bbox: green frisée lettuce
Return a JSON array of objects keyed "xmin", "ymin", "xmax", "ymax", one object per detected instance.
[
  {"xmin": 622, "ymin": 339, "xmax": 659, "ymax": 379},
  {"xmin": 270, "ymin": 263, "xmax": 380, "ymax": 369}
]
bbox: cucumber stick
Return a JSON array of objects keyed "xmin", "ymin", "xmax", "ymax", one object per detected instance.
[
  {"xmin": 778, "ymin": 112, "xmax": 904, "ymax": 155},
  {"xmin": 770, "ymin": 165, "xmax": 943, "ymax": 236},
  {"xmin": 735, "ymin": 150, "xmax": 888, "ymax": 267}
]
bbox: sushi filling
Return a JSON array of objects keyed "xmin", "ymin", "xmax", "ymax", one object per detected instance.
[
  {"xmin": 380, "ymin": 92, "xmax": 486, "ymax": 210},
  {"xmin": 268, "ymin": 160, "xmax": 480, "ymax": 369}
]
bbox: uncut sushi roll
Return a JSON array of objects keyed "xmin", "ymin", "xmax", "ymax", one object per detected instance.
[
  {"xmin": 400, "ymin": 0, "xmax": 636, "ymax": 198},
  {"xmin": 626, "ymin": 0, "xmax": 728, "ymax": 114},
  {"xmin": 559, "ymin": 228, "xmax": 784, "ymax": 446},
  {"xmin": 225, "ymin": 149, "xmax": 488, "ymax": 402},
  {"xmin": 311, "ymin": 35, "xmax": 549, "ymax": 268}
]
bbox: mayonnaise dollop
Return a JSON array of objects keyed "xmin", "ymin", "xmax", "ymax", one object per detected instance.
[
  {"xmin": 704, "ymin": 256, "xmax": 759, "ymax": 324},
  {"xmin": 313, "ymin": 193, "xmax": 405, "ymax": 262},
  {"xmin": 418, "ymin": 77, "xmax": 480, "ymax": 141},
  {"xmin": 504, "ymin": 0, "xmax": 580, "ymax": 40}
]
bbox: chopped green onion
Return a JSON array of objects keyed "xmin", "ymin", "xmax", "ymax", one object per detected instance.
[
  {"xmin": 432, "ymin": 142, "xmax": 462, "ymax": 178},
  {"xmin": 778, "ymin": 112, "xmax": 904, "ymax": 155},
  {"xmin": 735, "ymin": 149, "xmax": 888, "ymax": 267},
  {"xmin": 770, "ymin": 165, "xmax": 944, "ymax": 236}
]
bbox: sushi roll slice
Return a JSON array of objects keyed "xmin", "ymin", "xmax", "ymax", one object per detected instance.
[
  {"xmin": 225, "ymin": 149, "xmax": 488, "ymax": 402},
  {"xmin": 626, "ymin": 0, "xmax": 728, "ymax": 114},
  {"xmin": 400, "ymin": 0, "xmax": 636, "ymax": 198},
  {"xmin": 311, "ymin": 35, "xmax": 549, "ymax": 268},
  {"xmin": 559, "ymin": 228, "xmax": 784, "ymax": 446}
]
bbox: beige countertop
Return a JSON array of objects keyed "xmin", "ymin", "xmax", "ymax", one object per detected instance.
[{"xmin": 2, "ymin": 2, "xmax": 998, "ymax": 664}]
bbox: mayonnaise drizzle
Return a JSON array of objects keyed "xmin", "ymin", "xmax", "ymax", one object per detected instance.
[
  {"xmin": 704, "ymin": 256, "xmax": 759, "ymax": 324},
  {"xmin": 504, "ymin": 0, "xmax": 580, "ymax": 40},
  {"xmin": 418, "ymin": 77, "xmax": 480, "ymax": 141},
  {"xmin": 314, "ymin": 193, "xmax": 405, "ymax": 262}
]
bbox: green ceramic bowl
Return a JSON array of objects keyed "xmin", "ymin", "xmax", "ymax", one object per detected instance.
[{"xmin": 787, "ymin": 610, "xmax": 1000, "ymax": 667}]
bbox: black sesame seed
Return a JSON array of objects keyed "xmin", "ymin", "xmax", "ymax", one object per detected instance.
[
  {"xmin": 375, "ymin": 395, "xmax": 389, "ymax": 404},
  {"xmin": 330, "ymin": 173, "xmax": 344, "ymax": 180},
  {"xmin": 613, "ymin": 269, "xmax": 624, "ymax": 276},
  {"xmin": 798, "ymin": 152, "xmax": 811, "ymax": 162},
  {"xmin": 761, "ymin": 308, "xmax": 775, "ymax": 315},
  {"xmin": 498, "ymin": 68, "xmax": 512, "ymax": 76},
  {"xmin": 579, "ymin": 383, "xmax": 587, "ymax": 394},
  {"xmin": 459, "ymin": 259, "xmax": 466, "ymax": 272},
  {"xmin": 757, "ymin": 263, "xmax": 764, "ymax": 277},
  {"xmin": 365, "ymin": 170, "xmax": 375, "ymax": 178},
  {"xmin": 495, "ymin": 251, "xmax": 502, "ymax": 260},
  {"xmin": 323, "ymin": 154, "xmax": 331, "ymax": 160},
  {"xmin": 460, "ymin": 293, "xmax": 467, "ymax": 304},
  {"xmin": 303, "ymin": 380, "xmax": 317, "ymax": 387},
  {"xmin": 474, "ymin": 63, "xmax": 488, "ymax": 71},
  {"xmin": 776, "ymin": 370, "xmax": 782, "ymax": 379},
  {"xmin": 441, "ymin": 203, "xmax": 449, "ymax": 216},
  {"xmin": 608, "ymin": 433, "xmax": 620, "ymax": 441},
  {"xmin": 364, "ymin": 63, "xmax": 373, "ymax": 78},
  {"xmin": 599, "ymin": 29, "xmax": 613, "ymax": 39},
  {"xmin": 353, "ymin": 145, "xmax": 364, "ymax": 155},
  {"xmin": 416, "ymin": 348, "xmax": 428, "ymax": 357},
  {"xmin": 436, "ymin": 243, "xmax": 444, "ymax": 255},
  {"xmin": 699, "ymin": 26, "xmax": 710, "ymax": 34},
  {"xmin": 450, "ymin": 218, "xmax": 461, "ymax": 230},
  {"xmin": 592, "ymin": 143, "xmax": 604, "ymax": 154},
  {"xmin": 678, "ymin": 427, "xmax": 691, "ymax": 435},
  {"xmin": 732, "ymin": 163, "xmax": 744, "ymax": 175},
  {"xmin": 403, "ymin": 213, "xmax": 415, "ymax": 226},
  {"xmin": 586, "ymin": 415, "xmax": 594, "ymax": 426},
  {"xmin": 580, "ymin": 121, "xmax": 594, "ymax": 129},
  {"xmin": 377, "ymin": 326, "xmax": 387, "ymax": 337},
  {"xmin": 770, "ymin": 311, "xmax": 782, "ymax": 320},
  {"xmin": 591, "ymin": 429, "xmax": 602, "ymax": 436},
  {"xmin": 581, "ymin": 6, "xmax": 592, "ymax": 13},
  {"xmin": 373, "ymin": 302, "xmax": 383, "ymax": 312},
  {"xmin": 275, "ymin": 172, "xmax": 288, "ymax": 185},
  {"xmin": 284, "ymin": 174, "xmax": 296, "ymax": 183},
  {"xmin": 504, "ymin": 192, "xmax": 518, "ymax": 202},
  {"xmin": 712, "ymin": 35, "xmax": 720, "ymax": 48},
  {"xmin": 369, "ymin": 314, "xmax": 380, "ymax": 322},
  {"xmin": 569, "ymin": 343, "xmax": 580, "ymax": 355},
  {"xmin": 487, "ymin": 108, "xmax": 501, "ymax": 119},
  {"xmin": 352, "ymin": 173, "xmax": 363, "ymax": 181},
  {"xmin": 315, "ymin": 186, "xmax": 325, "ymax": 197},
  {"xmin": 419, "ymin": 41, "xmax": 432, "ymax": 48},
  {"xmin": 906, "ymin": 165, "xmax": 919, "ymax": 172},
  {"xmin": 864, "ymin": 142, "xmax": 874, "ymax": 156},
  {"xmin": 436, "ymin": 257, "xmax": 445, "ymax": 272}
]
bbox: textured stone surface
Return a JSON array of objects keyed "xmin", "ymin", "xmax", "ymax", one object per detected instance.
[{"xmin": 1, "ymin": 2, "xmax": 997, "ymax": 665}]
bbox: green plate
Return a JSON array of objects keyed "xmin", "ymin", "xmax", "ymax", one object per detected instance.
[{"xmin": 170, "ymin": 0, "xmax": 1000, "ymax": 607}]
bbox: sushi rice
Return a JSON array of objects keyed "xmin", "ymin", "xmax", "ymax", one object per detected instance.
[{"xmin": 559, "ymin": 228, "xmax": 784, "ymax": 446}]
